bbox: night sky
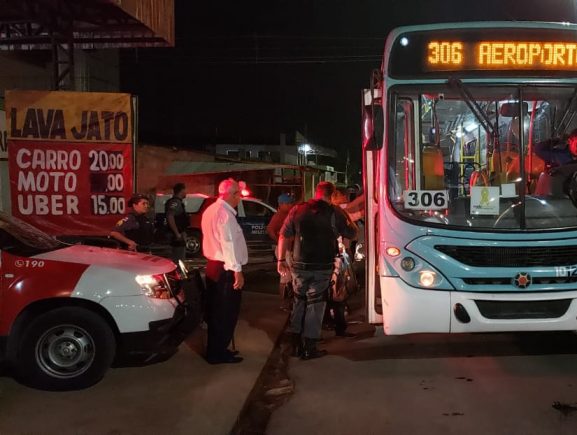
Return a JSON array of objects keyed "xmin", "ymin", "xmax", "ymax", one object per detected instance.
[{"xmin": 120, "ymin": 0, "xmax": 577, "ymax": 175}]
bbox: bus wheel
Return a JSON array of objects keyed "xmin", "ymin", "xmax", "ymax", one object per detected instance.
[
  {"xmin": 186, "ymin": 230, "xmax": 202, "ymax": 256},
  {"xmin": 15, "ymin": 307, "xmax": 115, "ymax": 391}
]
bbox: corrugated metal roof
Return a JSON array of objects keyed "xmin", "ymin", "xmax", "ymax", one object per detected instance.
[
  {"xmin": 0, "ymin": 0, "xmax": 174, "ymax": 50},
  {"xmin": 114, "ymin": 0, "xmax": 174, "ymax": 47}
]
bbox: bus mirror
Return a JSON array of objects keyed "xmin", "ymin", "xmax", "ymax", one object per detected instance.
[
  {"xmin": 363, "ymin": 105, "xmax": 384, "ymax": 150},
  {"xmin": 500, "ymin": 102, "xmax": 528, "ymax": 117},
  {"xmin": 362, "ymin": 107, "xmax": 375, "ymax": 149}
]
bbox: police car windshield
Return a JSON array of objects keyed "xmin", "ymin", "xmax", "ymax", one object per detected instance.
[{"xmin": 0, "ymin": 212, "xmax": 65, "ymax": 254}]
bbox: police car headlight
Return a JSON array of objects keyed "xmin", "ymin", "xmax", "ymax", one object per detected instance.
[{"xmin": 135, "ymin": 274, "xmax": 171, "ymax": 299}]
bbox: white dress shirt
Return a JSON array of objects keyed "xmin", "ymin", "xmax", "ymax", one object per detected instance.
[{"xmin": 201, "ymin": 198, "xmax": 248, "ymax": 272}]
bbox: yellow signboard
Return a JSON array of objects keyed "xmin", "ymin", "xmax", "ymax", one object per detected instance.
[{"xmin": 6, "ymin": 90, "xmax": 132, "ymax": 143}]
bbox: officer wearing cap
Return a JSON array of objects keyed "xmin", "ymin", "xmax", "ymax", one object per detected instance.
[
  {"xmin": 110, "ymin": 194, "xmax": 155, "ymax": 253},
  {"xmin": 267, "ymin": 193, "xmax": 295, "ymax": 243},
  {"xmin": 165, "ymin": 183, "xmax": 188, "ymax": 263}
]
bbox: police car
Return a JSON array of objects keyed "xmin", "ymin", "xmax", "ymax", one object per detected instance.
[
  {"xmin": 0, "ymin": 212, "xmax": 200, "ymax": 390},
  {"xmin": 155, "ymin": 193, "xmax": 276, "ymax": 256}
]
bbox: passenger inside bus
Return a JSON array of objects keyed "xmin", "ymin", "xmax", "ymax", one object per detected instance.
[
  {"xmin": 534, "ymin": 128, "xmax": 577, "ymax": 168},
  {"xmin": 534, "ymin": 129, "xmax": 577, "ymax": 199}
]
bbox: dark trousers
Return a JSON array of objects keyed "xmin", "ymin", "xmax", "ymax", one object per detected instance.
[
  {"xmin": 289, "ymin": 269, "xmax": 332, "ymax": 340},
  {"xmin": 205, "ymin": 260, "xmax": 242, "ymax": 360},
  {"xmin": 327, "ymin": 300, "xmax": 347, "ymax": 335}
]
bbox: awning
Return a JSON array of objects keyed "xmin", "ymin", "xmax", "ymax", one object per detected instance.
[
  {"xmin": 166, "ymin": 161, "xmax": 301, "ymax": 176},
  {"xmin": 0, "ymin": 0, "xmax": 174, "ymax": 50}
]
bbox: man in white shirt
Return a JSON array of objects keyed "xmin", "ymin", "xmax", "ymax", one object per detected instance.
[{"xmin": 201, "ymin": 178, "xmax": 248, "ymax": 364}]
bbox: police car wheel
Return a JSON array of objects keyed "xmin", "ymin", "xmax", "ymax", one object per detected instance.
[
  {"xmin": 185, "ymin": 230, "xmax": 202, "ymax": 256},
  {"xmin": 16, "ymin": 307, "xmax": 116, "ymax": 391}
]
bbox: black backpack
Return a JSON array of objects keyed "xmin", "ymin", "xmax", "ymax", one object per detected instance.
[{"xmin": 292, "ymin": 200, "xmax": 338, "ymax": 268}]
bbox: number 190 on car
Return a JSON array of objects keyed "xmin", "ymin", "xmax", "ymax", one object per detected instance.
[{"xmin": 403, "ymin": 190, "xmax": 448, "ymax": 210}]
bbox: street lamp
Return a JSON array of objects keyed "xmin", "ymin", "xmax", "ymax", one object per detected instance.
[{"xmin": 299, "ymin": 143, "xmax": 312, "ymax": 165}]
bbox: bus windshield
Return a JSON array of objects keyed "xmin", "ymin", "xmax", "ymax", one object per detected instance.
[{"xmin": 389, "ymin": 84, "xmax": 577, "ymax": 231}]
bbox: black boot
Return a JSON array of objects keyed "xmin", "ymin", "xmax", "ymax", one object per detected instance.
[
  {"xmin": 290, "ymin": 333, "xmax": 303, "ymax": 358},
  {"xmin": 301, "ymin": 337, "xmax": 327, "ymax": 360}
]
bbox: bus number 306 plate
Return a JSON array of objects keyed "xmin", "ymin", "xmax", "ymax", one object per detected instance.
[{"xmin": 403, "ymin": 190, "xmax": 448, "ymax": 210}]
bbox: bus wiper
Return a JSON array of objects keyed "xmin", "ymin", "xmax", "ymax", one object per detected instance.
[
  {"xmin": 447, "ymin": 77, "xmax": 497, "ymax": 139},
  {"xmin": 553, "ymin": 86, "xmax": 577, "ymax": 138}
]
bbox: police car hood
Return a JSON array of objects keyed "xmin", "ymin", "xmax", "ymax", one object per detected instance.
[{"xmin": 35, "ymin": 245, "xmax": 176, "ymax": 275}]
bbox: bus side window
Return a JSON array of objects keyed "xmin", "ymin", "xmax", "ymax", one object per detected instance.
[{"xmin": 391, "ymin": 98, "xmax": 415, "ymax": 199}]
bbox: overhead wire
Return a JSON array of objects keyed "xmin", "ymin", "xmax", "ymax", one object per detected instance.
[{"xmin": 120, "ymin": 33, "xmax": 384, "ymax": 65}]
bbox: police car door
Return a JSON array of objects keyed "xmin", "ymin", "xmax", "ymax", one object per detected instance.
[{"xmin": 236, "ymin": 199, "xmax": 274, "ymax": 243}]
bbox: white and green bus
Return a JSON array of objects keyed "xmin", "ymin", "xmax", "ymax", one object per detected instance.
[{"xmin": 363, "ymin": 22, "xmax": 577, "ymax": 334}]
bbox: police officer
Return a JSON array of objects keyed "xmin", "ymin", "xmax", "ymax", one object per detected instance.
[
  {"xmin": 165, "ymin": 182, "xmax": 189, "ymax": 263},
  {"xmin": 278, "ymin": 182, "xmax": 358, "ymax": 360},
  {"xmin": 110, "ymin": 194, "xmax": 155, "ymax": 252}
]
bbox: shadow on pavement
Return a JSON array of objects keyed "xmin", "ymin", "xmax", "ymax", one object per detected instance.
[
  {"xmin": 324, "ymin": 329, "xmax": 577, "ymax": 362},
  {"xmin": 320, "ymin": 292, "xmax": 577, "ymax": 362}
]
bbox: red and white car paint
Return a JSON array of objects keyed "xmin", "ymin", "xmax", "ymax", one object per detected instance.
[{"xmin": 0, "ymin": 213, "xmax": 199, "ymax": 390}]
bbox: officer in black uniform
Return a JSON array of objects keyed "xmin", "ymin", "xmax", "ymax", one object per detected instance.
[
  {"xmin": 165, "ymin": 182, "xmax": 189, "ymax": 263},
  {"xmin": 110, "ymin": 194, "xmax": 155, "ymax": 253}
]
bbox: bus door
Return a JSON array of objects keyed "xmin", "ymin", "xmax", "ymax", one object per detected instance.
[{"xmin": 363, "ymin": 87, "xmax": 385, "ymax": 324}]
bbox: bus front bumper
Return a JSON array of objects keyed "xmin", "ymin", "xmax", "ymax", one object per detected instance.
[{"xmin": 380, "ymin": 276, "xmax": 577, "ymax": 335}]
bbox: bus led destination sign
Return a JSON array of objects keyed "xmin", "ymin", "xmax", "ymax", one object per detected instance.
[{"xmin": 427, "ymin": 40, "xmax": 577, "ymax": 70}]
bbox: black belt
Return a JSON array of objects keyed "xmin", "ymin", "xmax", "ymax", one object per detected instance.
[{"xmin": 292, "ymin": 261, "xmax": 334, "ymax": 271}]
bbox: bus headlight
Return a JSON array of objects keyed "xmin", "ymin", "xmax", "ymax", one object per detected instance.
[
  {"xmin": 384, "ymin": 250, "xmax": 452, "ymax": 290},
  {"xmin": 419, "ymin": 270, "xmax": 436, "ymax": 287},
  {"xmin": 400, "ymin": 257, "xmax": 415, "ymax": 271}
]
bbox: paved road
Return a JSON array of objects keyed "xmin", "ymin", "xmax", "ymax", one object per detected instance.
[
  {"xmin": 0, "ymin": 269, "xmax": 286, "ymax": 435},
  {"xmin": 268, "ymin": 296, "xmax": 577, "ymax": 435},
  {"xmin": 6, "ymin": 257, "xmax": 575, "ymax": 435}
]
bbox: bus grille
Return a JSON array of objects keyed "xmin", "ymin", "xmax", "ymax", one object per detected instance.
[
  {"xmin": 475, "ymin": 299, "xmax": 571, "ymax": 319},
  {"xmin": 435, "ymin": 245, "xmax": 577, "ymax": 267},
  {"xmin": 463, "ymin": 276, "xmax": 577, "ymax": 285}
]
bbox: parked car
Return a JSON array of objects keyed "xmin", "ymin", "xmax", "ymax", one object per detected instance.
[
  {"xmin": 154, "ymin": 194, "xmax": 277, "ymax": 256},
  {"xmin": 0, "ymin": 212, "xmax": 202, "ymax": 390}
]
